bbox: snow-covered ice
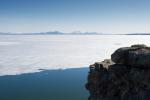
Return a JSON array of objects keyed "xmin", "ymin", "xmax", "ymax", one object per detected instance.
[{"xmin": 0, "ymin": 35, "xmax": 149, "ymax": 76}]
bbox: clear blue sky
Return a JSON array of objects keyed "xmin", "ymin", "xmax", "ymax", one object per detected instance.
[{"xmin": 0, "ymin": 0, "xmax": 150, "ymax": 33}]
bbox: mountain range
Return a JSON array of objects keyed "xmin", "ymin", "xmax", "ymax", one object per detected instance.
[
  {"xmin": 0, "ymin": 31, "xmax": 150, "ymax": 35},
  {"xmin": 0, "ymin": 31, "xmax": 102, "ymax": 35}
]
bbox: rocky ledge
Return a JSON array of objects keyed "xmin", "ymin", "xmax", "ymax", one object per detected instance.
[{"xmin": 86, "ymin": 44, "xmax": 150, "ymax": 100}]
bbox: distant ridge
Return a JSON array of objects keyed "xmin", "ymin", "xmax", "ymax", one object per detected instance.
[
  {"xmin": 125, "ymin": 33, "xmax": 150, "ymax": 35},
  {"xmin": 0, "ymin": 32, "xmax": 150, "ymax": 35},
  {"xmin": 0, "ymin": 31, "xmax": 103, "ymax": 35},
  {"xmin": 0, "ymin": 31, "xmax": 64, "ymax": 35}
]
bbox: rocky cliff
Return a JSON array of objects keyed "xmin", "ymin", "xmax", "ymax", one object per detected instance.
[{"xmin": 86, "ymin": 44, "xmax": 150, "ymax": 100}]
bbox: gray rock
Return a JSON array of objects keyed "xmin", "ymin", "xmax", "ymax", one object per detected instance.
[
  {"xmin": 86, "ymin": 44, "xmax": 150, "ymax": 100},
  {"xmin": 111, "ymin": 44, "xmax": 150, "ymax": 68},
  {"xmin": 86, "ymin": 59, "xmax": 150, "ymax": 100}
]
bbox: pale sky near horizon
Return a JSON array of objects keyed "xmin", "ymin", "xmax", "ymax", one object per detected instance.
[{"xmin": 0, "ymin": 0, "xmax": 150, "ymax": 34}]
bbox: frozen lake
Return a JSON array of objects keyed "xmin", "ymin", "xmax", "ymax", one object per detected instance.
[{"xmin": 0, "ymin": 35, "xmax": 150, "ymax": 76}]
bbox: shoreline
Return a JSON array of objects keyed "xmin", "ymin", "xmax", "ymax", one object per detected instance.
[{"xmin": 0, "ymin": 67, "xmax": 89, "ymax": 77}]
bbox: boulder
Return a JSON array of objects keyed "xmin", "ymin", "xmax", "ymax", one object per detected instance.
[{"xmin": 111, "ymin": 44, "xmax": 150, "ymax": 68}]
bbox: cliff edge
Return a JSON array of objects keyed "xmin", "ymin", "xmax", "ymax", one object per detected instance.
[{"xmin": 86, "ymin": 44, "xmax": 150, "ymax": 100}]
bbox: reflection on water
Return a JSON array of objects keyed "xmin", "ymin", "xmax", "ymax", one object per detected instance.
[{"xmin": 0, "ymin": 68, "xmax": 89, "ymax": 100}]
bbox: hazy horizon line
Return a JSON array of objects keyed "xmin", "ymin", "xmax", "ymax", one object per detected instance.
[{"xmin": 0, "ymin": 31, "xmax": 150, "ymax": 35}]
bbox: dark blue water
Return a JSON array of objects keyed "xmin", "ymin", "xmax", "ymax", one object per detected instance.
[{"xmin": 0, "ymin": 68, "xmax": 89, "ymax": 100}]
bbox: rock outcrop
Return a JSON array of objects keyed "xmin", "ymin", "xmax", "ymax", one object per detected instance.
[
  {"xmin": 86, "ymin": 44, "xmax": 150, "ymax": 100},
  {"xmin": 111, "ymin": 44, "xmax": 150, "ymax": 68}
]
